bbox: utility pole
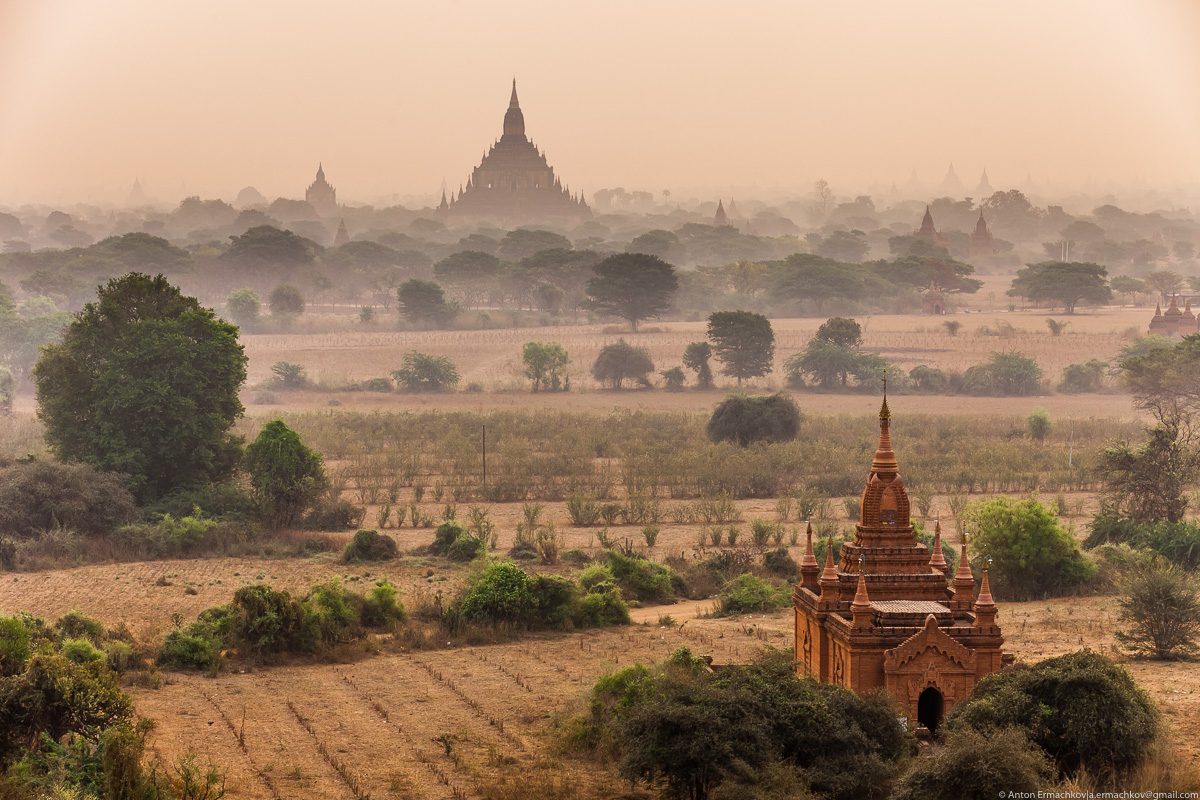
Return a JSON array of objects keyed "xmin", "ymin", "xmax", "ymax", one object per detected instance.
[{"xmin": 481, "ymin": 424, "xmax": 487, "ymax": 489}]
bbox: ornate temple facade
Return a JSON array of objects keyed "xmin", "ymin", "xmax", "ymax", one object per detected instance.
[
  {"xmin": 441, "ymin": 81, "xmax": 589, "ymax": 226},
  {"xmin": 968, "ymin": 209, "xmax": 995, "ymax": 257},
  {"xmin": 305, "ymin": 164, "xmax": 338, "ymax": 214},
  {"xmin": 913, "ymin": 206, "xmax": 952, "ymax": 254},
  {"xmin": 793, "ymin": 392, "xmax": 1006, "ymax": 733},
  {"xmin": 1148, "ymin": 293, "xmax": 1200, "ymax": 336}
]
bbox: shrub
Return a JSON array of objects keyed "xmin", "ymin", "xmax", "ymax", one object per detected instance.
[
  {"xmin": 446, "ymin": 533, "xmax": 488, "ymax": 562},
  {"xmin": 961, "ymin": 495, "xmax": 1097, "ymax": 600},
  {"xmin": 231, "ymin": 584, "xmax": 312, "ymax": 656},
  {"xmin": 54, "ymin": 610, "xmax": 104, "ymax": 643},
  {"xmin": 706, "ymin": 393, "xmax": 802, "ymax": 447},
  {"xmin": 454, "ymin": 561, "xmax": 537, "ymax": 626},
  {"xmin": 1058, "ymin": 359, "xmax": 1108, "ymax": 393},
  {"xmin": 342, "ymin": 529, "xmax": 398, "ymax": 563},
  {"xmin": 961, "ymin": 351, "xmax": 1043, "ymax": 396},
  {"xmin": 1026, "ymin": 408, "xmax": 1052, "ymax": 442},
  {"xmin": 565, "ymin": 494, "xmax": 601, "ymax": 526},
  {"xmin": 641, "ymin": 525, "xmax": 660, "ymax": 548},
  {"xmin": 362, "ymin": 580, "xmax": 406, "ymax": 627},
  {"xmin": 302, "ymin": 499, "xmax": 362, "ymax": 531},
  {"xmin": 891, "ymin": 727, "xmax": 1054, "ymax": 800},
  {"xmin": 606, "ymin": 550, "xmax": 677, "ymax": 602},
  {"xmin": 144, "ymin": 482, "xmax": 257, "ymax": 523},
  {"xmin": 522, "ymin": 341, "xmax": 570, "ymax": 392},
  {"xmin": 763, "ymin": 548, "xmax": 799, "ymax": 578},
  {"xmin": 430, "ymin": 520, "xmax": 468, "ymax": 556},
  {"xmin": 270, "ymin": 361, "xmax": 307, "ymax": 389},
  {"xmin": 573, "ymin": 588, "xmax": 630, "ymax": 627},
  {"xmin": 61, "ymin": 637, "xmax": 104, "ymax": 664},
  {"xmin": 947, "ymin": 650, "xmax": 1159, "ymax": 776},
  {"xmin": 0, "ymin": 616, "xmax": 31, "ymax": 676},
  {"xmin": 392, "ymin": 351, "xmax": 459, "ymax": 392},
  {"xmin": 718, "ymin": 574, "xmax": 789, "ymax": 615},
  {"xmin": 660, "ymin": 366, "xmax": 685, "ymax": 391},
  {"xmin": 0, "ymin": 461, "xmax": 138, "ymax": 539},
  {"xmin": 362, "ymin": 377, "xmax": 393, "ymax": 392},
  {"xmin": 591, "ymin": 339, "xmax": 654, "ymax": 389},
  {"xmin": 269, "ymin": 284, "xmax": 304, "ymax": 314},
  {"xmin": 243, "ymin": 420, "xmax": 327, "ymax": 529},
  {"xmin": 1115, "ymin": 560, "xmax": 1200, "ymax": 659}
]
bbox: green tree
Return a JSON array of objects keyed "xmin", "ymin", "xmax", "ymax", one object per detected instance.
[
  {"xmin": 1026, "ymin": 408, "xmax": 1052, "ymax": 441},
  {"xmin": 1115, "ymin": 560, "xmax": 1200, "ymax": 660},
  {"xmin": 706, "ymin": 393, "xmax": 801, "ymax": 447},
  {"xmin": 1058, "ymin": 359, "xmax": 1107, "ymax": 393},
  {"xmin": 1107, "ymin": 334, "xmax": 1200, "ymax": 522},
  {"xmin": 433, "ymin": 250, "xmax": 501, "ymax": 308},
  {"xmin": 270, "ymin": 361, "xmax": 307, "ymax": 389},
  {"xmin": 269, "ymin": 284, "xmax": 304, "ymax": 315},
  {"xmin": 774, "ymin": 254, "xmax": 863, "ymax": 312},
  {"xmin": 397, "ymin": 279, "xmax": 455, "ymax": 327},
  {"xmin": 660, "ymin": 367, "xmax": 685, "ymax": 391},
  {"xmin": 706, "ymin": 311, "xmax": 774, "ymax": 386},
  {"xmin": 891, "ymin": 727, "xmax": 1054, "ymax": 800},
  {"xmin": 787, "ymin": 339, "xmax": 860, "ymax": 388},
  {"xmin": 814, "ymin": 317, "xmax": 862, "ymax": 348},
  {"xmin": 496, "ymin": 229, "xmax": 572, "ymax": 261},
  {"xmin": 947, "ymin": 650, "xmax": 1159, "ymax": 776},
  {"xmin": 627, "ymin": 229, "xmax": 680, "ymax": 260},
  {"xmin": 813, "ymin": 229, "xmax": 869, "ymax": 262},
  {"xmin": 1110, "ymin": 275, "xmax": 1147, "ymax": 305},
  {"xmin": 521, "ymin": 341, "xmax": 570, "ymax": 392},
  {"xmin": 223, "ymin": 225, "xmax": 319, "ymax": 271},
  {"xmin": 225, "ymin": 288, "xmax": 260, "ymax": 327},
  {"xmin": 34, "ymin": 273, "xmax": 246, "ymax": 501},
  {"xmin": 584, "ymin": 253, "xmax": 678, "ymax": 332},
  {"xmin": 682, "ymin": 342, "xmax": 714, "ymax": 389},
  {"xmin": 591, "ymin": 339, "xmax": 654, "ymax": 389},
  {"xmin": 1144, "ymin": 269, "xmax": 1183, "ymax": 298},
  {"xmin": 960, "ymin": 495, "xmax": 1096, "ymax": 601},
  {"xmin": 392, "ymin": 351, "xmax": 459, "ymax": 392},
  {"xmin": 244, "ymin": 420, "xmax": 327, "ymax": 529},
  {"xmin": 961, "ymin": 351, "xmax": 1043, "ymax": 396},
  {"xmin": 1007, "ymin": 262, "xmax": 1111, "ymax": 314}
]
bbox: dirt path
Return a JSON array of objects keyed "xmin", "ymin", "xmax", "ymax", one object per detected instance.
[{"xmin": 629, "ymin": 598, "xmax": 717, "ymax": 624}]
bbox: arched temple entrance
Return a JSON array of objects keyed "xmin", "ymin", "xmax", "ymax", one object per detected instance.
[{"xmin": 917, "ymin": 687, "xmax": 944, "ymax": 733}]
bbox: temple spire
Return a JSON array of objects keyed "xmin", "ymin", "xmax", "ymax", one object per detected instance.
[
  {"xmin": 872, "ymin": 375, "xmax": 898, "ymax": 474},
  {"xmin": 800, "ymin": 521, "xmax": 819, "ymax": 591},
  {"xmin": 851, "ymin": 555, "xmax": 872, "ymax": 629},
  {"xmin": 929, "ymin": 517, "xmax": 948, "ymax": 573},
  {"xmin": 509, "ymin": 78, "xmax": 520, "ymax": 108}
]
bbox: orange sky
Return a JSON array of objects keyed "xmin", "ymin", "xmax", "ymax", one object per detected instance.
[{"xmin": 1, "ymin": 0, "xmax": 1198, "ymax": 206}]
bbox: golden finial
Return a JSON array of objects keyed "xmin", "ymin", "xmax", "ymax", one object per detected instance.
[{"xmin": 879, "ymin": 369, "xmax": 891, "ymax": 419}]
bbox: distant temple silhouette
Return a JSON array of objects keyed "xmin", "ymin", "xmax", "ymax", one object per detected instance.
[
  {"xmin": 441, "ymin": 80, "xmax": 589, "ymax": 225},
  {"xmin": 305, "ymin": 164, "xmax": 338, "ymax": 214},
  {"xmin": 968, "ymin": 209, "xmax": 994, "ymax": 257},
  {"xmin": 1149, "ymin": 293, "xmax": 1200, "ymax": 336},
  {"xmin": 914, "ymin": 206, "xmax": 952, "ymax": 255}
]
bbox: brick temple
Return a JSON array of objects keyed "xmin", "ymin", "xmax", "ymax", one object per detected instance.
[{"xmin": 792, "ymin": 389, "xmax": 1005, "ymax": 733}]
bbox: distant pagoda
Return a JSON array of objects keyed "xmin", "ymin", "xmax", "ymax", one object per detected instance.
[
  {"xmin": 305, "ymin": 164, "xmax": 338, "ymax": 215},
  {"xmin": 968, "ymin": 209, "xmax": 994, "ymax": 257},
  {"xmin": 442, "ymin": 80, "xmax": 589, "ymax": 226}
]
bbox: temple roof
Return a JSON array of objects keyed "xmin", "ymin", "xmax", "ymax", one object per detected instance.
[
  {"xmin": 918, "ymin": 206, "xmax": 937, "ymax": 235},
  {"xmin": 503, "ymin": 79, "xmax": 526, "ymax": 138}
]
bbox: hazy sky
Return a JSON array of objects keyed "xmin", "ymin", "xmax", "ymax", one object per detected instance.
[{"xmin": 1, "ymin": 0, "xmax": 1198, "ymax": 207}]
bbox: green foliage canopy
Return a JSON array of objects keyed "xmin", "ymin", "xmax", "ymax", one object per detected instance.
[{"xmin": 33, "ymin": 273, "xmax": 247, "ymax": 502}]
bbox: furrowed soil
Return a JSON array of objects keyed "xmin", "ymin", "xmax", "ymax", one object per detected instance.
[{"xmin": 4, "ymin": 529, "xmax": 1197, "ymax": 799}]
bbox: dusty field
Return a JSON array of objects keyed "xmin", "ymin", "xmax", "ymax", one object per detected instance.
[
  {"xmin": 4, "ymin": 502, "xmax": 1197, "ymax": 800},
  {"xmin": 234, "ymin": 305, "xmax": 1153, "ymax": 415}
]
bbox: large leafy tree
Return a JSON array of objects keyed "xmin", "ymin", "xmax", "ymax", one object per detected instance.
[
  {"xmin": 591, "ymin": 339, "xmax": 654, "ymax": 389},
  {"xmin": 33, "ymin": 273, "xmax": 246, "ymax": 501},
  {"xmin": 1104, "ymin": 334, "xmax": 1200, "ymax": 522},
  {"xmin": 773, "ymin": 254, "xmax": 862, "ymax": 312},
  {"xmin": 706, "ymin": 311, "xmax": 774, "ymax": 386},
  {"xmin": 1008, "ymin": 261, "xmax": 1111, "ymax": 314},
  {"xmin": 397, "ymin": 279, "xmax": 455, "ymax": 327},
  {"xmin": 223, "ymin": 225, "xmax": 319, "ymax": 272},
  {"xmin": 433, "ymin": 250, "xmax": 501, "ymax": 308},
  {"xmin": 584, "ymin": 254, "xmax": 678, "ymax": 332}
]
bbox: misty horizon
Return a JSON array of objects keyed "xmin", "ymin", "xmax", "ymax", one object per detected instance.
[{"xmin": 2, "ymin": 0, "xmax": 1199, "ymax": 209}]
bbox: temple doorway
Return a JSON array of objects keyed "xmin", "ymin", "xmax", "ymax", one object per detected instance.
[{"xmin": 917, "ymin": 687, "xmax": 944, "ymax": 733}]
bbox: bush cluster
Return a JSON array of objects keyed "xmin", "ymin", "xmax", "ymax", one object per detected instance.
[
  {"xmin": 160, "ymin": 579, "xmax": 405, "ymax": 669},
  {"xmin": 573, "ymin": 648, "xmax": 908, "ymax": 800},
  {"xmin": 447, "ymin": 561, "xmax": 628, "ymax": 632}
]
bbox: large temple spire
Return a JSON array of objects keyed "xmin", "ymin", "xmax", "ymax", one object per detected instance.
[
  {"xmin": 503, "ymin": 77, "xmax": 526, "ymax": 138},
  {"xmin": 509, "ymin": 78, "xmax": 519, "ymax": 108}
]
